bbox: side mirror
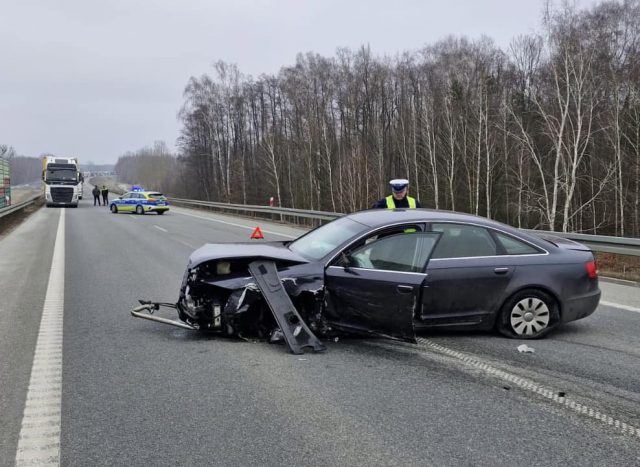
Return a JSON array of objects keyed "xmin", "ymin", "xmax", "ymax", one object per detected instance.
[
  {"xmin": 118, "ymin": 196, "xmax": 122, "ymax": 200},
  {"xmin": 340, "ymin": 252, "xmax": 354, "ymax": 270}
]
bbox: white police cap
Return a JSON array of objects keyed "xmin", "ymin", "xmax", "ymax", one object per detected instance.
[{"xmin": 389, "ymin": 179, "xmax": 409, "ymax": 192}]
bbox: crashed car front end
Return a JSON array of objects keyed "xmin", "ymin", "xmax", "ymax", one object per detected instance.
[{"xmin": 135, "ymin": 241, "xmax": 329, "ymax": 353}]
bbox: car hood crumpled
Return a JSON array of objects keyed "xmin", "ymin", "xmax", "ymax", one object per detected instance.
[{"xmin": 187, "ymin": 241, "xmax": 309, "ymax": 268}]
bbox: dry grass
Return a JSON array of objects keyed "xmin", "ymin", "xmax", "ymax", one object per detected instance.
[
  {"xmin": 9, "ymin": 187, "xmax": 41, "ymax": 204},
  {"xmin": 595, "ymin": 252, "xmax": 640, "ymax": 283}
]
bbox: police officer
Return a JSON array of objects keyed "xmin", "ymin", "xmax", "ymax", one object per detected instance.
[
  {"xmin": 92, "ymin": 185, "xmax": 101, "ymax": 206},
  {"xmin": 101, "ymin": 185, "xmax": 109, "ymax": 206},
  {"xmin": 372, "ymin": 179, "xmax": 422, "ymax": 209}
]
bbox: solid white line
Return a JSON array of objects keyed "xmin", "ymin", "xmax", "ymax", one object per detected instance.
[
  {"xmin": 15, "ymin": 209, "xmax": 65, "ymax": 466},
  {"xmin": 600, "ymin": 301, "xmax": 640, "ymax": 314},
  {"xmin": 173, "ymin": 210, "xmax": 298, "ymax": 239},
  {"xmin": 153, "ymin": 225, "xmax": 168, "ymax": 233}
]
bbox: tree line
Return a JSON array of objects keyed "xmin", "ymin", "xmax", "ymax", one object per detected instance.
[
  {"xmin": 118, "ymin": 1, "xmax": 640, "ymax": 236},
  {"xmin": 0, "ymin": 145, "xmax": 42, "ymax": 185}
]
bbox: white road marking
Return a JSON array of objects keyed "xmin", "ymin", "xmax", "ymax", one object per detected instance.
[
  {"xmin": 15, "ymin": 209, "xmax": 65, "ymax": 466},
  {"xmin": 129, "ymin": 215, "xmax": 137, "ymax": 220},
  {"xmin": 175, "ymin": 239, "xmax": 195, "ymax": 249},
  {"xmin": 600, "ymin": 301, "xmax": 640, "ymax": 314},
  {"xmin": 401, "ymin": 337, "xmax": 640, "ymax": 440},
  {"xmin": 173, "ymin": 210, "xmax": 297, "ymax": 239},
  {"xmin": 153, "ymin": 225, "xmax": 168, "ymax": 233}
]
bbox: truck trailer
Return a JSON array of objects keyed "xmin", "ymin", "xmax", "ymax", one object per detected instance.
[
  {"xmin": 42, "ymin": 156, "xmax": 84, "ymax": 207},
  {"xmin": 0, "ymin": 157, "xmax": 10, "ymax": 209}
]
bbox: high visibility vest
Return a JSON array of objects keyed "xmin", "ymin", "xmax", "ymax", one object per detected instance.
[{"xmin": 385, "ymin": 195, "xmax": 417, "ymax": 209}]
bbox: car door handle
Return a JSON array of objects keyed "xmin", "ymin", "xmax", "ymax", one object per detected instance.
[
  {"xmin": 494, "ymin": 267, "xmax": 509, "ymax": 274},
  {"xmin": 396, "ymin": 285, "xmax": 414, "ymax": 294}
]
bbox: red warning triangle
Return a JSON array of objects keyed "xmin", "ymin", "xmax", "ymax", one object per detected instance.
[{"xmin": 250, "ymin": 226, "xmax": 264, "ymax": 239}]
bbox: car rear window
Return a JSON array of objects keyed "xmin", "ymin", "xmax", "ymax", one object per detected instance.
[
  {"xmin": 431, "ymin": 223, "xmax": 498, "ymax": 258},
  {"xmin": 148, "ymin": 193, "xmax": 165, "ymax": 199},
  {"xmin": 494, "ymin": 232, "xmax": 542, "ymax": 255}
]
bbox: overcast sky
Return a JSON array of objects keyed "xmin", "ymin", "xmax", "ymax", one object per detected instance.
[{"xmin": 1, "ymin": 0, "xmax": 597, "ymax": 164}]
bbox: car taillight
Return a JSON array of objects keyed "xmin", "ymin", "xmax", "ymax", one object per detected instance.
[
  {"xmin": 585, "ymin": 260, "xmax": 598, "ymax": 279},
  {"xmin": 148, "ymin": 198, "xmax": 156, "ymax": 202}
]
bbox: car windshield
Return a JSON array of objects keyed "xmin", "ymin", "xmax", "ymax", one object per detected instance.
[{"xmin": 288, "ymin": 216, "xmax": 369, "ymax": 261}]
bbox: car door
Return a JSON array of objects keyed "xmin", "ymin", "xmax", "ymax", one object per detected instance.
[
  {"xmin": 324, "ymin": 232, "xmax": 441, "ymax": 342},
  {"xmin": 118, "ymin": 193, "xmax": 132, "ymax": 211},
  {"xmin": 129, "ymin": 193, "xmax": 143, "ymax": 212},
  {"xmin": 127, "ymin": 193, "xmax": 140, "ymax": 212},
  {"xmin": 126, "ymin": 193, "xmax": 138, "ymax": 211},
  {"xmin": 419, "ymin": 223, "xmax": 514, "ymax": 326}
]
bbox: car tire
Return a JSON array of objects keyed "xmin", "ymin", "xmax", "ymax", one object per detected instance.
[
  {"xmin": 110, "ymin": 204, "xmax": 118, "ymax": 214},
  {"xmin": 497, "ymin": 289, "xmax": 559, "ymax": 339},
  {"xmin": 136, "ymin": 205, "xmax": 144, "ymax": 215},
  {"xmin": 157, "ymin": 210, "xmax": 164, "ymax": 215}
]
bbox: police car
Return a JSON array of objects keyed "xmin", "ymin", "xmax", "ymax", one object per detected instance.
[{"xmin": 110, "ymin": 187, "xmax": 169, "ymax": 215}]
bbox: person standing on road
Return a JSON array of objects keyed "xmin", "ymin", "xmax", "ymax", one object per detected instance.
[
  {"xmin": 372, "ymin": 178, "xmax": 422, "ymax": 209},
  {"xmin": 101, "ymin": 185, "xmax": 109, "ymax": 206},
  {"xmin": 92, "ymin": 186, "xmax": 101, "ymax": 206}
]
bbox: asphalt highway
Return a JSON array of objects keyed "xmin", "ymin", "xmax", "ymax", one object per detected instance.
[{"xmin": 1, "ymin": 202, "xmax": 639, "ymax": 466}]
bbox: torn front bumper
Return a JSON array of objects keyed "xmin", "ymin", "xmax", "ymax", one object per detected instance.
[
  {"xmin": 131, "ymin": 260, "xmax": 326, "ymax": 355},
  {"xmin": 131, "ymin": 301, "xmax": 197, "ymax": 330}
]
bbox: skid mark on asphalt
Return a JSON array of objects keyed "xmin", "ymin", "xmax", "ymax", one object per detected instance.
[
  {"xmin": 371, "ymin": 337, "xmax": 640, "ymax": 441},
  {"xmin": 15, "ymin": 209, "xmax": 65, "ymax": 466}
]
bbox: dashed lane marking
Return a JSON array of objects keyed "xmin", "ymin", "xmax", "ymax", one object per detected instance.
[
  {"xmin": 173, "ymin": 210, "xmax": 298, "ymax": 239},
  {"xmin": 175, "ymin": 239, "xmax": 195, "ymax": 249},
  {"xmin": 153, "ymin": 225, "xmax": 168, "ymax": 233},
  {"xmin": 15, "ymin": 208, "xmax": 65, "ymax": 466}
]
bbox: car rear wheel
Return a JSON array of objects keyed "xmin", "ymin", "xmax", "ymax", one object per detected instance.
[
  {"xmin": 497, "ymin": 289, "xmax": 558, "ymax": 339},
  {"xmin": 136, "ymin": 205, "xmax": 144, "ymax": 215},
  {"xmin": 110, "ymin": 204, "xmax": 118, "ymax": 214},
  {"xmin": 156, "ymin": 210, "xmax": 164, "ymax": 215}
]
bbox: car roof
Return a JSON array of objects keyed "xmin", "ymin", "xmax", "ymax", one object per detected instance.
[
  {"xmin": 345, "ymin": 208, "xmax": 541, "ymax": 243},
  {"xmin": 126, "ymin": 191, "xmax": 162, "ymax": 195}
]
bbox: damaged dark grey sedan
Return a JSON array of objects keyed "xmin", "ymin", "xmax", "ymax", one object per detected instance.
[{"xmin": 132, "ymin": 209, "xmax": 601, "ymax": 354}]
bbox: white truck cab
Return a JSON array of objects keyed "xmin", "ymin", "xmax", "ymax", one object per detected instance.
[{"xmin": 42, "ymin": 156, "xmax": 83, "ymax": 207}]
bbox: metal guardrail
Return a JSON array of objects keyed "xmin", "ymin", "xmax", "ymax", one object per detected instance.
[
  {"xmin": 0, "ymin": 194, "xmax": 43, "ymax": 220},
  {"xmin": 168, "ymin": 197, "xmax": 342, "ymax": 221},
  {"xmin": 523, "ymin": 229, "xmax": 640, "ymax": 257},
  {"xmin": 6, "ymin": 181, "xmax": 639, "ymax": 256},
  {"xmin": 165, "ymin": 197, "xmax": 640, "ymax": 257}
]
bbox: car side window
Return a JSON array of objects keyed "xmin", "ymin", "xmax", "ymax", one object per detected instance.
[
  {"xmin": 122, "ymin": 193, "xmax": 131, "ymax": 199},
  {"xmin": 334, "ymin": 224, "xmax": 423, "ymax": 261},
  {"xmin": 361, "ymin": 224, "xmax": 423, "ymax": 245},
  {"xmin": 349, "ymin": 233, "xmax": 439, "ymax": 273},
  {"xmin": 494, "ymin": 232, "xmax": 541, "ymax": 255},
  {"xmin": 431, "ymin": 223, "xmax": 498, "ymax": 259}
]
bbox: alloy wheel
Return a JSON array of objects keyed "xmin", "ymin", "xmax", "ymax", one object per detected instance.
[{"xmin": 510, "ymin": 297, "xmax": 550, "ymax": 336}]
